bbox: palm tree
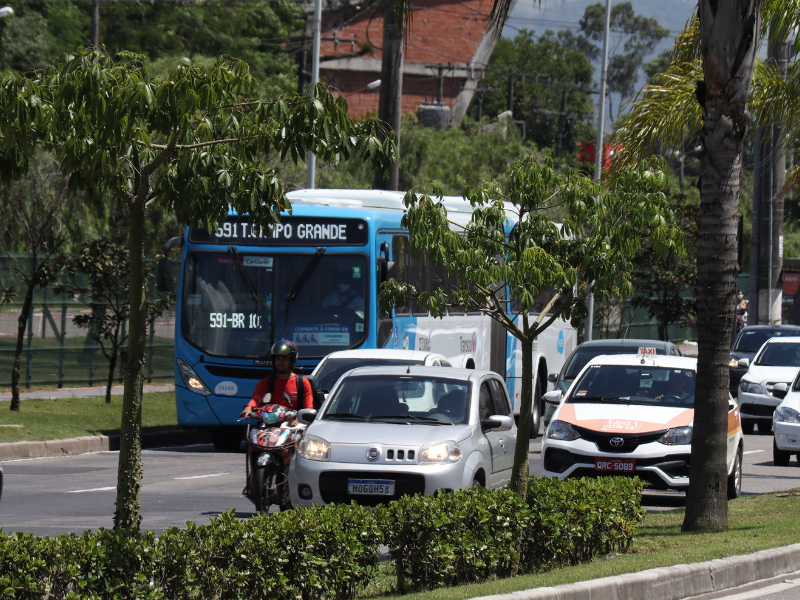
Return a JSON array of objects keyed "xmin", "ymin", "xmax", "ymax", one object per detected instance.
[{"xmin": 608, "ymin": 3, "xmax": 800, "ymax": 530}]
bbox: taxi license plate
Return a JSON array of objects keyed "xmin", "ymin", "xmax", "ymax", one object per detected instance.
[
  {"xmin": 595, "ymin": 458, "xmax": 635, "ymax": 473},
  {"xmin": 348, "ymin": 479, "xmax": 395, "ymax": 496}
]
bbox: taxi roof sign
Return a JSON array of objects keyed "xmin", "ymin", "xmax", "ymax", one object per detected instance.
[{"xmin": 638, "ymin": 347, "xmax": 657, "ymax": 356}]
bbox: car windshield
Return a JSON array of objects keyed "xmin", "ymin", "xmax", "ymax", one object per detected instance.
[
  {"xmin": 568, "ymin": 365, "xmax": 696, "ymax": 408},
  {"xmin": 735, "ymin": 329, "xmax": 800, "ymax": 353},
  {"xmin": 314, "ymin": 358, "xmax": 425, "ymax": 392},
  {"xmin": 562, "ymin": 345, "xmax": 665, "ymax": 381},
  {"xmin": 754, "ymin": 342, "xmax": 800, "ymax": 367},
  {"xmin": 323, "ymin": 376, "xmax": 471, "ymax": 424},
  {"xmin": 181, "ymin": 252, "xmax": 367, "ymax": 358}
]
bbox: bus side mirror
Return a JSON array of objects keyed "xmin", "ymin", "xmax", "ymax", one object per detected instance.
[
  {"xmin": 157, "ymin": 236, "xmax": 182, "ymax": 292},
  {"xmin": 378, "ymin": 242, "xmax": 396, "ymax": 284}
]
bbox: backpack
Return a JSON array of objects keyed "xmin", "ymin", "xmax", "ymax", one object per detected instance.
[{"xmin": 265, "ymin": 373, "xmax": 325, "ymax": 410}]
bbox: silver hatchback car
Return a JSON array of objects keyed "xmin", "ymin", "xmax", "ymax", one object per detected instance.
[{"xmin": 290, "ymin": 367, "xmax": 517, "ymax": 506}]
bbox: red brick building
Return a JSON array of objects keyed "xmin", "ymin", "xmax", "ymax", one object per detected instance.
[{"xmin": 313, "ymin": 0, "xmax": 514, "ymax": 125}]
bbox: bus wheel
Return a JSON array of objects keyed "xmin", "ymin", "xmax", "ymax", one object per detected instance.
[
  {"xmin": 530, "ymin": 378, "xmax": 542, "ymax": 439},
  {"xmin": 212, "ymin": 427, "xmax": 243, "ymax": 452}
]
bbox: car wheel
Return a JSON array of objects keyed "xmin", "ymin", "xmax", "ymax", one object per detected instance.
[
  {"xmin": 742, "ymin": 421, "xmax": 755, "ymax": 435},
  {"xmin": 212, "ymin": 427, "xmax": 243, "ymax": 452},
  {"xmin": 727, "ymin": 449, "xmax": 742, "ymax": 499},
  {"xmin": 530, "ymin": 378, "xmax": 542, "ymax": 439},
  {"xmin": 472, "ymin": 477, "xmax": 483, "ymax": 488},
  {"xmin": 773, "ymin": 439, "xmax": 791, "ymax": 467},
  {"xmin": 758, "ymin": 421, "xmax": 773, "ymax": 435}
]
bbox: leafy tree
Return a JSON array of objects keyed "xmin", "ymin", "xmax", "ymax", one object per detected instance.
[
  {"xmin": 380, "ymin": 156, "xmax": 683, "ymax": 497},
  {"xmin": 54, "ymin": 239, "xmax": 174, "ymax": 404},
  {"xmin": 0, "ymin": 47, "xmax": 394, "ymax": 531},
  {"xmin": 0, "ymin": 150, "xmax": 84, "ymax": 412},
  {"xmin": 579, "ymin": 1, "xmax": 670, "ymax": 120},
  {"xmin": 476, "ymin": 29, "xmax": 596, "ymax": 155}
]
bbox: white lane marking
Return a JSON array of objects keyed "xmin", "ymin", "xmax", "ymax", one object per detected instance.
[
  {"xmin": 708, "ymin": 578, "xmax": 800, "ymax": 600},
  {"xmin": 174, "ymin": 472, "xmax": 230, "ymax": 480},
  {"xmin": 744, "ymin": 450, "xmax": 765, "ymax": 455},
  {"xmin": 68, "ymin": 486, "xmax": 116, "ymax": 493}
]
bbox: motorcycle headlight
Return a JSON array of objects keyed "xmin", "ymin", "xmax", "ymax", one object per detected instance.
[
  {"xmin": 775, "ymin": 407, "xmax": 800, "ymax": 423},
  {"xmin": 547, "ymin": 420, "xmax": 580, "ymax": 441},
  {"xmin": 658, "ymin": 426, "xmax": 692, "ymax": 445},
  {"xmin": 297, "ymin": 435, "xmax": 331, "ymax": 461},
  {"xmin": 177, "ymin": 359, "xmax": 211, "ymax": 395},
  {"xmin": 419, "ymin": 441, "xmax": 461, "ymax": 464},
  {"xmin": 740, "ymin": 380, "xmax": 762, "ymax": 394}
]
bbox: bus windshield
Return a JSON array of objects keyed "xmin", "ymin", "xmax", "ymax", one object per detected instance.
[{"xmin": 181, "ymin": 252, "xmax": 368, "ymax": 358}]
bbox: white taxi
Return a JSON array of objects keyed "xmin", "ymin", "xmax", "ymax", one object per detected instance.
[{"xmin": 541, "ymin": 354, "xmax": 743, "ymax": 497}]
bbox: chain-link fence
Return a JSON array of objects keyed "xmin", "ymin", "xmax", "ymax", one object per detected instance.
[{"xmin": 0, "ymin": 255, "xmax": 176, "ymax": 388}]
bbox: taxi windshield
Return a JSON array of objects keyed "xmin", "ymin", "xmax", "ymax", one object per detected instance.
[{"xmin": 568, "ymin": 365, "xmax": 696, "ymax": 408}]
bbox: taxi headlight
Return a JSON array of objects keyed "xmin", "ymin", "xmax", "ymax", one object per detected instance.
[
  {"xmin": 177, "ymin": 359, "xmax": 211, "ymax": 395},
  {"xmin": 740, "ymin": 380, "xmax": 762, "ymax": 394},
  {"xmin": 547, "ymin": 420, "xmax": 579, "ymax": 441},
  {"xmin": 658, "ymin": 426, "xmax": 692, "ymax": 445},
  {"xmin": 419, "ymin": 441, "xmax": 461, "ymax": 464},
  {"xmin": 297, "ymin": 435, "xmax": 331, "ymax": 461},
  {"xmin": 775, "ymin": 407, "xmax": 800, "ymax": 423},
  {"xmin": 729, "ymin": 358, "xmax": 740, "ymax": 367}
]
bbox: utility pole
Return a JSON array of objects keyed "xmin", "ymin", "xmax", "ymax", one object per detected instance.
[
  {"xmin": 373, "ymin": 2, "xmax": 404, "ymax": 190},
  {"xmin": 584, "ymin": 0, "xmax": 611, "ymax": 342},
  {"xmin": 507, "ymin": 73, "xmax": 515, "ymax": 115},
  {"xmin": 554, "ymin": 87, "xmax": 568, "ymax": 157},
  {"xmin": 91, "ymin": 0, "xmax": 100, "ymax": 47},
  {"xmin": 297, "ymin": 43, "xmax": 308, "ymax": 95},
  {"xmin": 305, "ymin": 0, "xmax": 322, "ymax": 190}
]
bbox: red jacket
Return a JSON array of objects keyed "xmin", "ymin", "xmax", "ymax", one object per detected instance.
[{"xmin": 246, "ymin": 374, "xmax": 313, "ymax": 411}]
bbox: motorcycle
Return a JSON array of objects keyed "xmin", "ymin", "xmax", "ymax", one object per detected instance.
[{"xmin": 242, "ymin": 398, "xmax": 303, "ymax": 513}]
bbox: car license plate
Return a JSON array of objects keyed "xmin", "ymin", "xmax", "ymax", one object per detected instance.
[
  {"xmin": 347, "ymin": 479, "xmax": 395, "ymax": 496},
  {"xmin": 595, "ymin": 458, "xmax": 635, "ymax": 473}
]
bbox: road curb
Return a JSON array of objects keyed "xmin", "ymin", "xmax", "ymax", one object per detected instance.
[
  {"xmin": 472, "ymin": 543, "xmax": 800, "ymax": 600},
  {"xmin": 0, "ymin": 429, "xmax": 212, "ymax": 461}
]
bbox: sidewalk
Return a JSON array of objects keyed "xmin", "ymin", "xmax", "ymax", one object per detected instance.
[{"xmin": 0, "ymin": 384, "xmax": 175, "ymax": 402}]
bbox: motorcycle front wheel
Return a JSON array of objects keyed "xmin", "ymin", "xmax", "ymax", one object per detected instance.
[{"xmin": 253, "ymin": 464, "xmax": 274, "ymax": 514}]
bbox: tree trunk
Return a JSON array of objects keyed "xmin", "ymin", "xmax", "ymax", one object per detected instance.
[
  {"xmin": 105, "ymin": 348, "xmax": 117, "ymax": 404},
  {"xmin": 683, "ymin": 0, "xmax": 761, "ymax": 532},
  {"xmin": 114, "ymin": 203, "xmax": 146, "ymax": 532},
  {"xmin": 10, "ymin": 283, "xmax": 36, "ymax": 412},
  {"xmin": 509, "ymin": 323, "xmax": 532, "ymax": 499}
]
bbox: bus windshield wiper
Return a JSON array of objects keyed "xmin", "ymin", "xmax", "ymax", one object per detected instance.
[
  {"xmin": 286, "ymin": 247, "xmax": 326, "ymax": 303},
  {"xmin": 227, "ymin": 246, "xmax": 259, "ymax": 303}
]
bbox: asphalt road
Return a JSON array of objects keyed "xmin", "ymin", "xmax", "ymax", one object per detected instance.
[{"xmin": 0, "ymin": 432, "xmax": 798, "ymax": 537}]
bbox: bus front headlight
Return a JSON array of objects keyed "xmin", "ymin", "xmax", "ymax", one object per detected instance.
[{"xmin": 177, "ymin": 359, "xmax": 211, "ymax": 395}]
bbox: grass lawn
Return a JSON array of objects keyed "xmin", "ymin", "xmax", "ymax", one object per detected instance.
[
  {"xmin": 359, "ymin": 491, "xmax": 800, "ymax": 600},
  {"xmin": 0, "ymin": 392, "xmax": 179, "ymax": 442}
]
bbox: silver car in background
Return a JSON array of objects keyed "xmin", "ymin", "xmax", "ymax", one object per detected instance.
[{"xmin": 290, "ymin": 367, "xmax": 516, "ymax": 506}]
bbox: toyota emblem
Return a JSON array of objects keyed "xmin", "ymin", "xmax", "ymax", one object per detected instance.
[
  {"xmin": 367, "ymin": 447, "xmax": 381, "ymax": 461},
  {"xmin": 609, "ymin": 437, "xmax": 625, "ymax": 448}
]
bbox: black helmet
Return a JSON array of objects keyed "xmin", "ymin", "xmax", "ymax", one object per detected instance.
[{"xmin": 270, "ymin": 340, "xmax": 298, "ymax": 367}]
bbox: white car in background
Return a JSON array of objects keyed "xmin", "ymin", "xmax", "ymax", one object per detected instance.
[
  {"xmin": 737, "ymin": 336, "xmax": 800, "ymax": 434},
  {"xmin": 309, "ymin": 349, "xmax": 452, "ymax": 396},
  {"xmin": 771, "ymin": 369, "xmax": 800, "ymax": 465},
  {"xmin": 290, "ymin": 366, "xmax": 516, "ymax": 506},
  {"xmin": 541, "ymin": 354, "xmax": 744, "ymax": 498}
]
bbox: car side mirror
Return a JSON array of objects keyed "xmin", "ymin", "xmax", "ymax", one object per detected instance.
[
  {"xmin": 547, "ymin": 373, "xmax": 558, "ymax": 383},
  {"xmin": 482, "ymin": 415, "xmax": 513, "ymax": 431},
  {"xmin": 773, "ymin": 382, "xmax": 789, "ymax": 399},
  {"xmin": 738, "ymin": 358, "xmax": 750, "ymax": 368},
  {"xmin": 543, "ymin": 390, "xmax": 563, "ymax": 406},
  {"xmin": 297, "ymin": 409, "xmax": 317, "ymax": 425}
]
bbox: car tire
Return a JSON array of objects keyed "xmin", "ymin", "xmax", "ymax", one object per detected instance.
[
  {"xmin": 472, "ymin": 476, "xmax": 483, "ymax": 488},
  {"xmin": 742, "ymin": 421, "xmax": 755, "ymax": 435},
  {"xmin": 212, "ymin": 427, "xmax": 243, "ymax": 452},
  {"xmin": 773, "ymin": 439, "xmax": 791, "ymax": 467},
  {"xmin": 530, "ymin": 378, "xmax": 542, "ymax": 439},
  {"xmin": 758, "ymin": 421, "xmax": 773, "ymax": 435},
  {"xmin": 727, "ymin": 449, "xmax": 742, "ymax": 499}
]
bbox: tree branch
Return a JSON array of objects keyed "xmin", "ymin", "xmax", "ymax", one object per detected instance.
[{"xmin": 141, "ymin": 138, "xmax": 238, "ymax": 151}]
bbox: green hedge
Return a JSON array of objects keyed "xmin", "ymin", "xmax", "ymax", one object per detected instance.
[{"xmin": 0, "ymin": 477, "xmax": 645, "ymax": 599}]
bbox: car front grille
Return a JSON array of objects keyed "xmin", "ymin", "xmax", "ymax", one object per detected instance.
[
  {"xmin": 740, "ymin": 403, "xmax": 776, "ymax": 417},
  {"xmin": 318, "ymin": 471, "xmax": 425, "ymax": 506},
  {"xmin": 572, "ymin": 426, "xmax": 667, "ymax": 453}
]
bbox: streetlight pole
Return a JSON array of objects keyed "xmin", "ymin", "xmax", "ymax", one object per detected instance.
[
  {"xmin": 0, "ymin": 6, "xmax": 13, "ymax": 68},
  {"xmin": 584, "ymin": 0, "xmax": 611, "ymax": 342},
  {"xmin": 305, "ymin": 0, "xmax": 322, "ymax": 190}
]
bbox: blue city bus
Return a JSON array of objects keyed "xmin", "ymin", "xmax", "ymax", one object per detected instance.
[{"xmin": 171, "ymin": 189, "xmax": 577, "ymax": 450}]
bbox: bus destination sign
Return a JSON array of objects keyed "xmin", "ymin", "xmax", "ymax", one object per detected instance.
[{"xmin": 189, "ymin": 216, "xmax": 368, "ymax": 246}]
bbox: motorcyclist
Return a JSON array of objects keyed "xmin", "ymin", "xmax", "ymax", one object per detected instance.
[{"xmin": 240, "ymin": 340, "xmax": 314, "ymax": 418}]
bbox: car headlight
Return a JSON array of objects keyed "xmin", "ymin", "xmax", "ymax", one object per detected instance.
[
  {"xmin": 297, "ymin": 435, "xmax": 331, "ymax": 461},
  {"xmin": 177, "ymin": 359, "xmax": 211, "ymax": 395},
  {"xmin": 729, "ymin": 358, "xmax": 740, "ymax": 367},
  {"xmin": 658, "ymin": 426, "xmax": 692, "ymax": 445},
  {"xmin": 547, "ymin": 420, "xmax": 580, "ymax": 441},
  {"xmin": 740, "ymin": 380, "xmax": 762, "ymax": 394},
  {"xmin": 419, "ymin": 441, "xmax": 461, "ymax": 464},
  {"xmin": 775, "ymin": 407, "xmax": 800, "ymax": 423}
]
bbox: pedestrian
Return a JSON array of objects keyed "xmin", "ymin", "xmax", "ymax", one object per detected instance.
[{"xmin": 735, "ymin": 289, "xmax": 748, "ymax": 334}]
